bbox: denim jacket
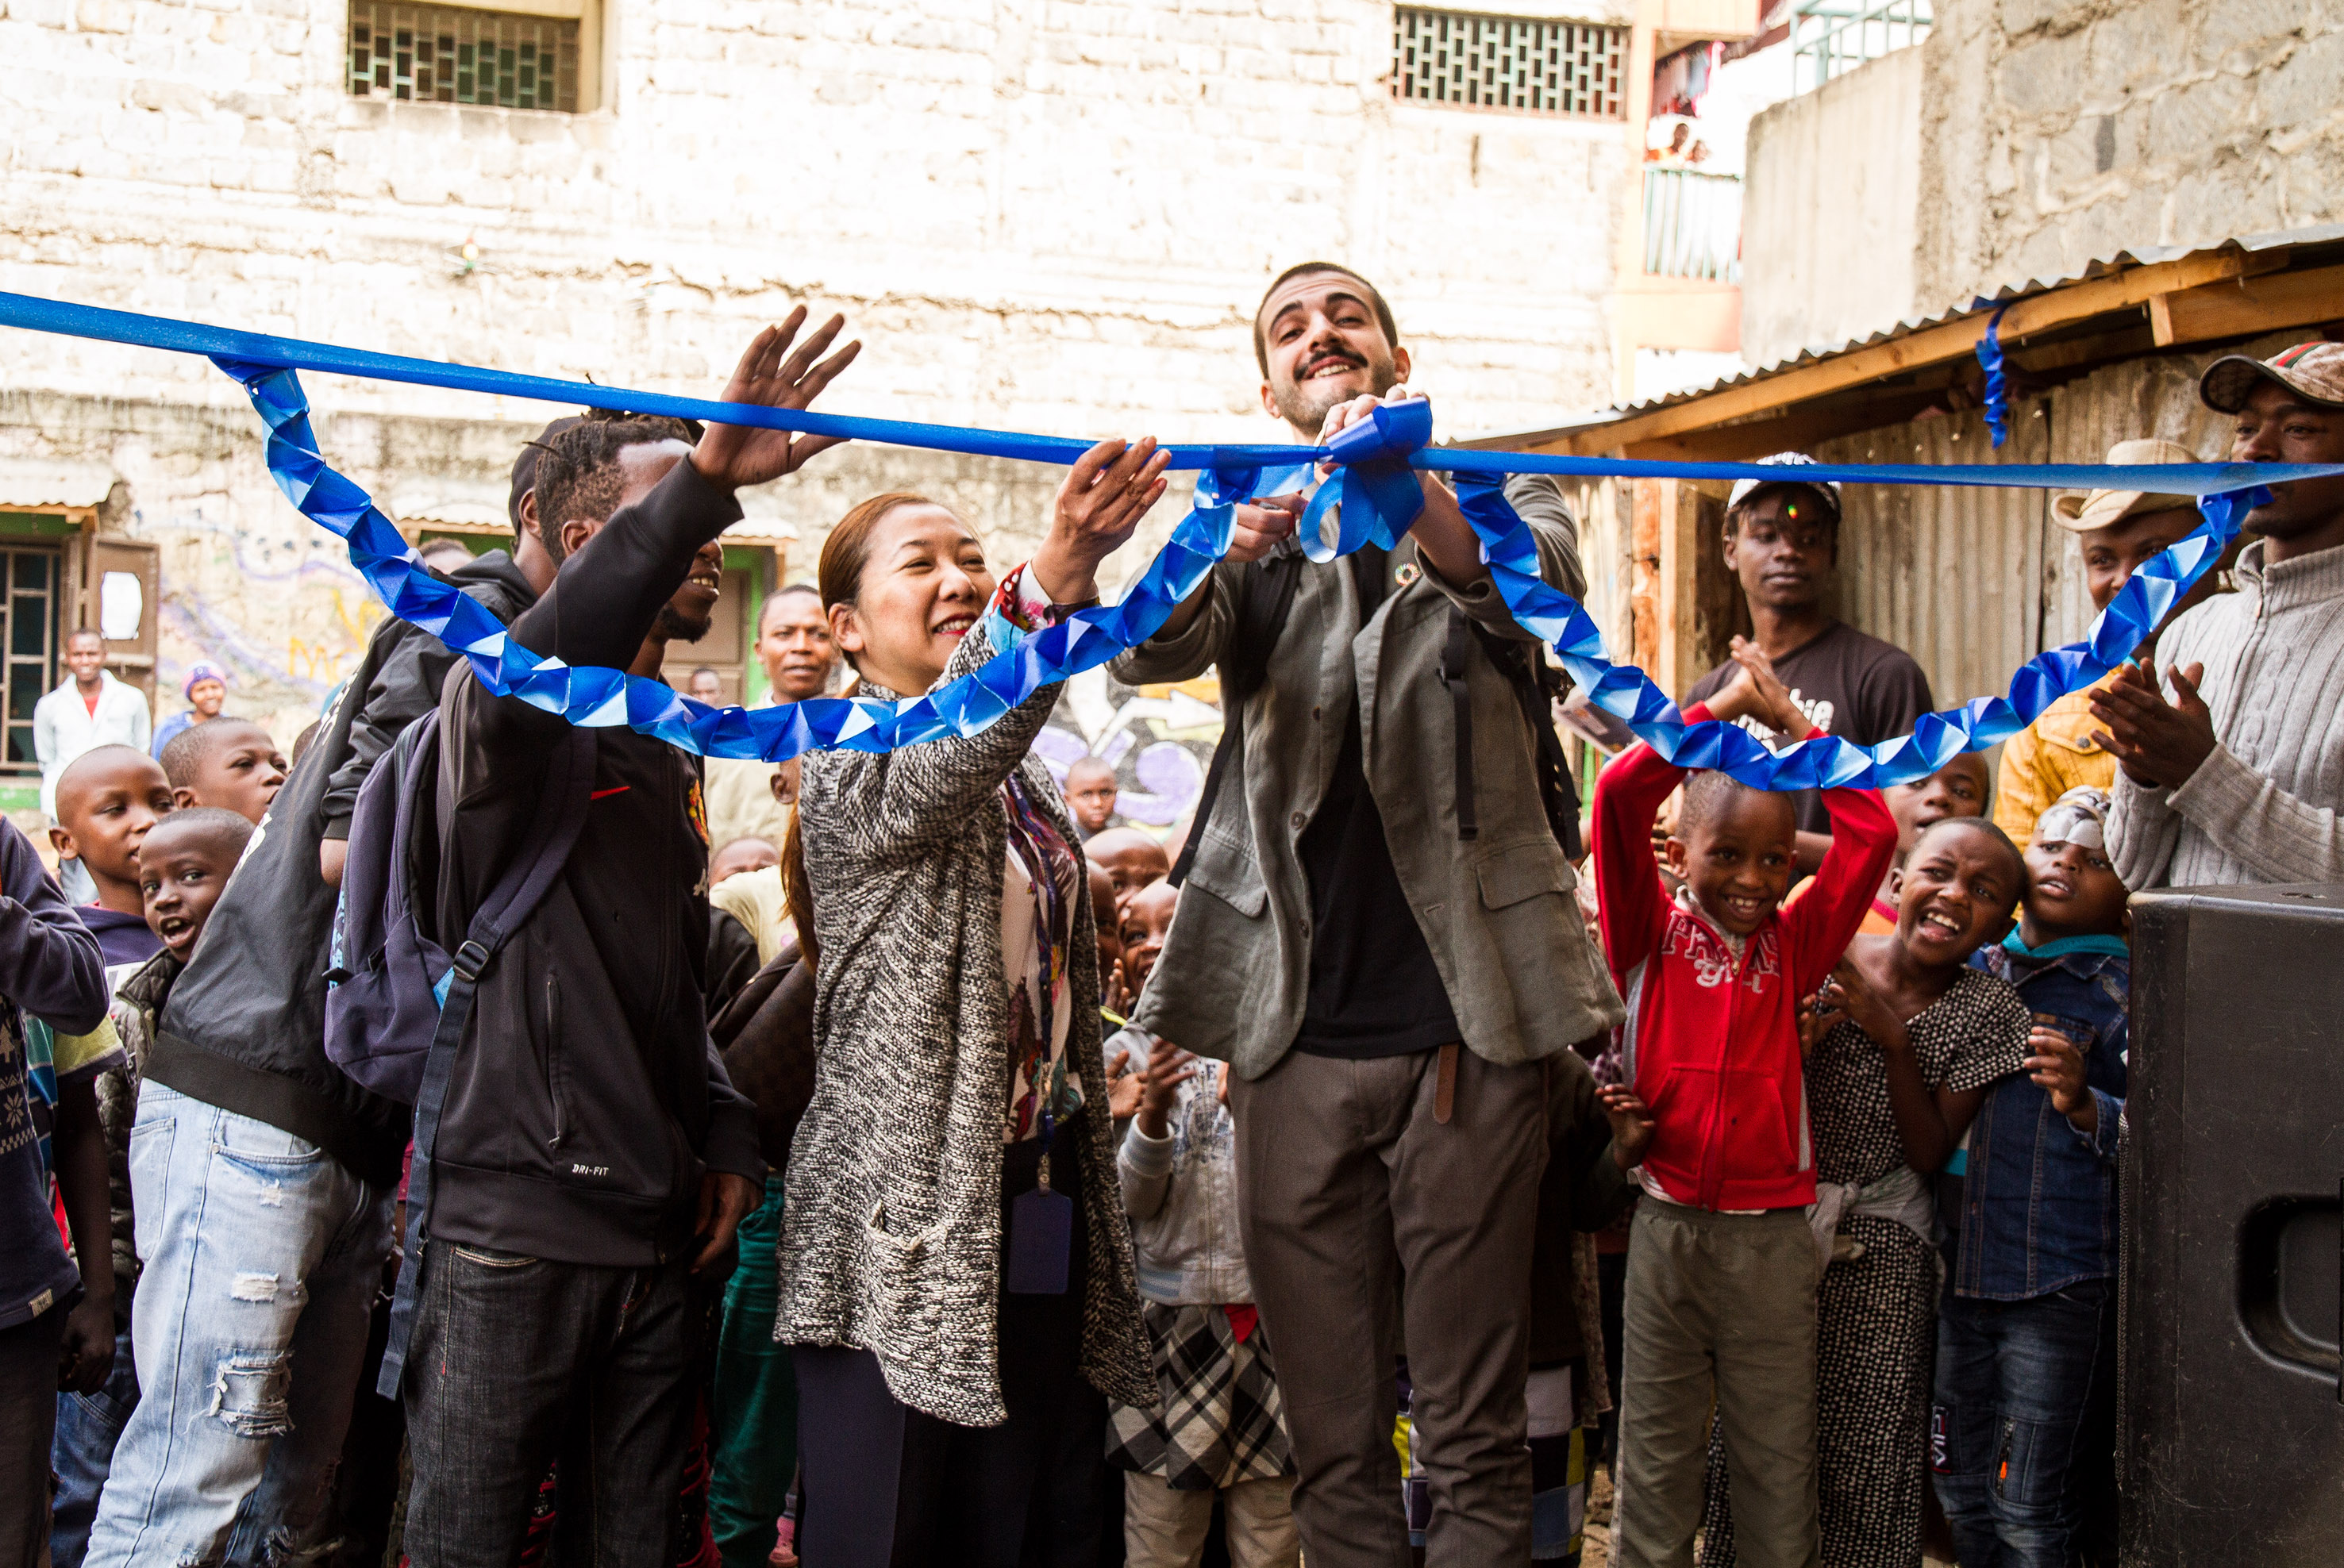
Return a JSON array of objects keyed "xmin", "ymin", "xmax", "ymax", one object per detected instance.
[{"xmin": 1956, "ymin": 937, "xmax": 2127, "ymax": 1300}]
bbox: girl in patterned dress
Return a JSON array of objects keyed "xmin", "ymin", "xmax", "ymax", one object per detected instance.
[{"xmin": 1703, "ymin": 816, "xmax": 2033, "ymax": 1568}]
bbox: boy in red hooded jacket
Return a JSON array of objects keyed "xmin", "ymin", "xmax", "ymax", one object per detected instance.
[{"xmin": 1595, "ymin": 640, "xmax": 1897, "ymax": 1568}]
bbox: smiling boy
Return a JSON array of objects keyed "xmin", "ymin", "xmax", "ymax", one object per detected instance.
[{"xmin": 1593, "ymin": 644, "xmax": 1896, "ymax": 1568}]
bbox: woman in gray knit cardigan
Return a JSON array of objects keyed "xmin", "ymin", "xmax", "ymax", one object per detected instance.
[{"xmin": 776, "ymin": 439, "xmax": 1172, "ymax": 1566}]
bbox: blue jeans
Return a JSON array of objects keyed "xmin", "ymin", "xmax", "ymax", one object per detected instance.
[
  {"xmin": 50, "ymin": 1324, "xmax": 137, "ymax": 1568},
  {"xmin": 84, "ymin": 1082, "xmax": 393, "ymax": 1568},
  {"xmin": 1931, "ymin": 1278, "xmax": 2118, "ymax": 1568}
]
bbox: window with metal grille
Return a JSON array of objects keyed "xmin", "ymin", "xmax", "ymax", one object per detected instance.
[
  {"xmin": 347, "ymin": 2, "xmax": 579, "ymax": 112},
  {"xmin": 0, "ymin": 545, "xmax": 61, "ymax": 772},
  {"xmin": 1392, "ymin": 8, "xmax": 1627, "ymax": 119}
]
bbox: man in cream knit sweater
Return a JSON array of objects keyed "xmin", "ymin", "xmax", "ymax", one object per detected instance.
[{"xmin": 2096, "ymin": 342, "xmax": 2344, "ymax": 889}]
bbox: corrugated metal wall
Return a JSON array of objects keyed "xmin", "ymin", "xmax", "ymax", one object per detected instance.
[
  {"xmin": 1817, "ymin": 400, "xmax": 2053, "ymax": 712},
  {"xmin": 1811, "ymin": 326, "xmax": 2310, "ymax": 709}
]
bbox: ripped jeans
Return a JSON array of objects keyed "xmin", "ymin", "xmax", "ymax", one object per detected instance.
[{"xmin": 84, "ymin": 1082, "xmax": 393, "ymax": 1568}]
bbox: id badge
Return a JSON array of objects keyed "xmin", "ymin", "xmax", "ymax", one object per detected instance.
[{"xmin": 1006, "ymin": 1177, "xmax": 1073, "ymax": 1295}]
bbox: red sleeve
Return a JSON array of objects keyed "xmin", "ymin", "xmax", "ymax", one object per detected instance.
[
  {"xmin": 1591, "ymin": 702, "xmax": 1712, "ymax": 982},
  {"xmin": 1780, "ymin": 785, "xmax": 1898, "ymax": 996}
]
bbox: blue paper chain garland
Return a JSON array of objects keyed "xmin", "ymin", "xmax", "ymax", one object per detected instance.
[{"xmin": 1, "ymin": 291, "xmax": 2330, "ymax": 790}]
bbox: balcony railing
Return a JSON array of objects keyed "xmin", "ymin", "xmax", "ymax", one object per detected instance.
[
  {"xmin": 1790, "ymin": 0, "xmax": 1933, "ymax": 92},
  {"xmin": 1642, "ymin": 168, "xmax": 1742, "ymax": 282}
]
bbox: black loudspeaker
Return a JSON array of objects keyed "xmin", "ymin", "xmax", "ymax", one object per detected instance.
[{"xmin": 2125, "ymin": 885, "xmax": 2344, "ymax": 1565}]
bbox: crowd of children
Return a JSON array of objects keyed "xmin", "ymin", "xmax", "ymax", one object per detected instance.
[{"xmin": 6, "ymin": 322, "xmax": 2338, "ymax": 1568}]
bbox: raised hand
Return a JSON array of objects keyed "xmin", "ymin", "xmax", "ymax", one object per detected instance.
[
  {"xmin": 1106, "ymin": 1047, "xmax": 1143, "ymax": 1121},
  {"xmin": 1707, "ymin": 636, "xmax": 1813, "ymax": 740},
  {"xmin": 689, "ymin": 309, "xmax": 863, "ymax": 494},
  {"xmin": 1597, "ymin": 1084, "xmax": 1656, "ymax": 1170},
  {"xmin": 1733, "ymin": 636, "xmax": 1815, "ymax": 740},
  {"xmin": 1135, "ymin": 1044, "xmax": 1197, "ymax": 1139},
  {"xmin": 1822, "ymin": 956, "xmax": 1906, "ymax": 1051},
  {"xmin": 1030, "ymin": 437, "xmax": 1174, "ymax": 605},
  {"xmin": 2026, "ymin": 1026, "xmax": 2097, "ymax": 1133}
]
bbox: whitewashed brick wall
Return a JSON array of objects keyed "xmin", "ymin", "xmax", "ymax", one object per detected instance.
[{"xmin": 0, "ymin": 0, "xmax": 1630, "ymax": 734}]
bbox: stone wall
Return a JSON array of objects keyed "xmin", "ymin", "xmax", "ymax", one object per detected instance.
[
  {"xmin": 1916, "ymin": 0, "xmax": 2344, "ymax": 314},
  {"xmin": 0, "ymin": 0, "xmax": 1634, "ymax": 741}
]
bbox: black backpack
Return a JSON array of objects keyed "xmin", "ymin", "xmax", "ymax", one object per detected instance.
[
  {"xmin": 1168, "ymin": 547, "xmax": 1581, "ymax": 888},
  {"xmin": 323, "ymin": 709, "xmax": 596, "ymax": 1396}
]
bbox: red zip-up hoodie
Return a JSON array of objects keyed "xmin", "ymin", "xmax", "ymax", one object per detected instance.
[{"xmin": 1592, "ymin": 703, "xmax": 1896, "ymax": 1211}]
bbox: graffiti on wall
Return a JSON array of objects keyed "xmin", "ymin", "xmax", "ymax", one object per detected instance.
[
  {"xmin": 1030, "ymin": 667, "xmax": 1222, "ymax": 834},
  {"xmin": 144, "ymin": 507, "xmax": 389, "ymax": 740}
]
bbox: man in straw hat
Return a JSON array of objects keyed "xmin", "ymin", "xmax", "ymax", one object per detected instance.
[
  {"xmin": 2094, "ymin": 341, "xmax": 2344, "ymax": 890},
  {"xmin": 1994, "ymin": 438, "xmax": 2213, "ymax": 844}
]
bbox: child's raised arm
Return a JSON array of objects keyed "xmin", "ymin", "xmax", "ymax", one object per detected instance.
[
  {"xmin": 1781, "ymin": 786, "xmax": 1898, "ymax": 997},
  {"xmin": 1591, "ymin": 705, "xmax": 1716, "ymax": 978}
]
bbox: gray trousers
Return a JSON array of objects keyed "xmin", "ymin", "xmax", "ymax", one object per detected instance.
[
  {"xmin": 1613, "ymin": 1201, "xmax": 1822, "ymax": 1568},
  {"xmin": 1230, "ymin": 1045, "xmax": 1547, "ymax": 1568}
]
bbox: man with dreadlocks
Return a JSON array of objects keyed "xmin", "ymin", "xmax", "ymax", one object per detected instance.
[{"xmin": 83, "ymin": 409, "xmax": 705, "ymax": 1568}]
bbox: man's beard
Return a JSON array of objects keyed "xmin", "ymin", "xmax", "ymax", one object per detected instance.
[
  {"xmin": 658, "ymin": 602, "xmax": 712, "ymax": 644},
  {"xmin": 1269, "ymin": 347, "xmax": 1399, "ymax": 434}
]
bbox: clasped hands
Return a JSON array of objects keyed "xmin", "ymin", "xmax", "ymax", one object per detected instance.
[{"xmin": 2088, "ymin": 657, "xmax": 2217, "ymax": 789}]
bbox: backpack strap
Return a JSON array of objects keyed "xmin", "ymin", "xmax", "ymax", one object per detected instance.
[
  {"xmin": 1465, "ymin": 619, "xmax": 1586, "ymax": 862},
  {"xmin": 1440, "ymin": 608, "xmax": 1478, "ymax": 844},
  {"xmin": 376, "ymin": 724, "xmax": 598, "ymax": 1398}
]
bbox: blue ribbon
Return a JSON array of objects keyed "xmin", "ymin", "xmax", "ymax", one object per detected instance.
[
  {"xmin": 2, "ymin": 291, "xmax": 2332, "ymax": 786},
  {"xmin": 1977, "ymin": 303, "xmax": 2012, "ymax": 449}
]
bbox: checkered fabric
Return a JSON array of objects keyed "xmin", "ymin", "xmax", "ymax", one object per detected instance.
[{"xmin": 1107, "ymin": 1302, "xmax": 1294, "ymax": 1491}]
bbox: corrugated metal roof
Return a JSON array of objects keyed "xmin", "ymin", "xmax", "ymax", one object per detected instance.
[
  {"xmin": 1661, "ymin": 223, "xmax": 2344, "ymax": 405},
  {"xmin": 0, "ymin": 457, "xmax": 121, "ymax": 509},
  {"xmin": 1467, "ymin": 223, "xmax": 2344, "ymax": 446},
  {"xmin": 389, "ymin": 492, "xmax": 505, "ymax": 530}
]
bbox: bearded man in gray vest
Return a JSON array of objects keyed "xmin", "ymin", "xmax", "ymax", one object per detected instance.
[{"xmin": 1111, "ymin": 263, "xmax": 1631, "ymax": 1566}]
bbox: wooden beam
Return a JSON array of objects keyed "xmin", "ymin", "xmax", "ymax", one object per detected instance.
[
  {"xmin": 1517, "ymin": 250, "xmax": 2261, "ymax": 456},
  {"xmin": 1622, "ymin": 390, "xmax": 1946, "ymax": 462},
  {"xmin": 2151, "ymin": 263, "xmax": 2344, "ymax": 348}
]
